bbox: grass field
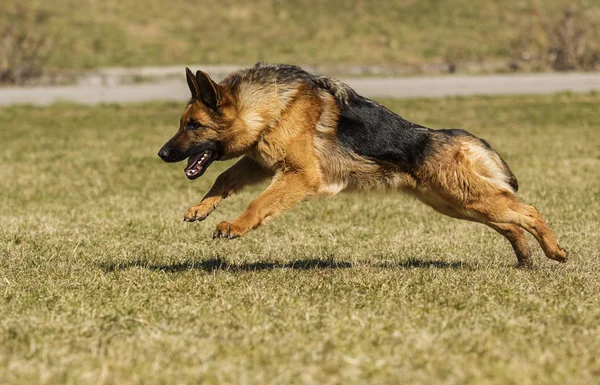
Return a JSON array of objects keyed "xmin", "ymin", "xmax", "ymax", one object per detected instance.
[
  {"xmin": 3, "ymin": 0, "xmax": 596, "ymax": 70},
  {"xmin": 1, "ymin": 93, "xmax": 599, "ymax": 384}
]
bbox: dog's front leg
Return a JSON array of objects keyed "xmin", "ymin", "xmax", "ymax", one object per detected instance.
[
  {"xmin": 184, "ymin": 156, "xmax": 269, "ymax": 222},
  {"xmin": 212, "ymin": 171, "xmax": 318, "ymax": 239}
]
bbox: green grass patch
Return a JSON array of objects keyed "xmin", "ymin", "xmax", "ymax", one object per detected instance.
[
  {"xmin": 2, "ymin": 0, "xmax": 595, "ymax": 70},
  {"xmin": 1, "ymin": 93, "xmax": 599, "ymax": 384}
]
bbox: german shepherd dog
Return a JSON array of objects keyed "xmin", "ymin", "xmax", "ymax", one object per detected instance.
[{"xmin": 158, "ymin": 63, "xmax": 567, "ymax": 267}]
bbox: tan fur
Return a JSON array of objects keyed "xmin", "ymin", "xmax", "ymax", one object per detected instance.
[
  {"xmin": 462, "ymin": 140, "xmax": 515, "ymax": 193},
  {"xmin": 175, "ymin": 68, "xmax": 566, "ymax": 266}
]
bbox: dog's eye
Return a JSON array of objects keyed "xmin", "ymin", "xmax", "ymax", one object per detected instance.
[{"xmin": 186, "ymin": 120, "xmax": 201, "ymax": 130}]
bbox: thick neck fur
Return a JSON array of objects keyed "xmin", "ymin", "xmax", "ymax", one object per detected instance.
[{"xmin": 220, "ymin": 73, "xmax": 304, "ymax": 160}]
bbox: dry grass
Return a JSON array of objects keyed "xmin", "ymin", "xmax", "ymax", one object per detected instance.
[
  {"xmin": 1, "ymin": 0, "xmax": 597, "ymax": 70},
  {"xmin": 1, "ymin": 94, "xmax": 599, "ymax": 384}
]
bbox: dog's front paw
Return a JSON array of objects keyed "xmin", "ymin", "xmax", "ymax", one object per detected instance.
[
  {"xmin": 183, "ymin": 202, "xmax": 215, "ymax": 222},
  {"xmin": 212, "ymin": 221, "xmax": 245, "ymax": 239}
]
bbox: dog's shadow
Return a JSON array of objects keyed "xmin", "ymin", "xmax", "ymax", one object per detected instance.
[
  {"xmin": 385, "ymin": 258, "xmax": 468, "ymax": 269},
  {"xmin": 99, "ymin": 257, "xmax": 468, "ymax": 273}
]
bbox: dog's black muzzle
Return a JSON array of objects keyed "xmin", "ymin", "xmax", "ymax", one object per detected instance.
[{"xmin": 158, "ymin": 141, "xmax": 186, "ymax": 163}]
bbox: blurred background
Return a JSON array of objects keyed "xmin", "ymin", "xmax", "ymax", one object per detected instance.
[
  {"xmin": 1, "ymin": 0, "xmax": 599, "ymax": 85},
  {"xmin": 2, "ymin": 2, "xmax": 600, "ymax": 384}
]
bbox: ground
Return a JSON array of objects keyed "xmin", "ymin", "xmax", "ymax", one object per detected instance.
[
  {"xmin": 1, "ymin": 93, "xmax": 599, "ymax": 384},
  {"xmin": 2, "ymin": 0, "xmax": 594, "ymax": 70}
]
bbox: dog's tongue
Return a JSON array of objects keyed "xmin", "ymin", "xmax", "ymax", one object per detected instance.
[
  {"xmin": 184, "ymin": 152, "xmax": 205, "ymax": 178},
  {"xmin": 185, "ymin": 151, "xmax": 212, "ymax": 178},
  {"xmin": 185, "ymin": 152, "xmax": 203, "ymax": 173}
]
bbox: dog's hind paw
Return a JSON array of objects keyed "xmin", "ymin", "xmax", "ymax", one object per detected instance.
[{"xmin": 547, "ymin": 246, "xmax": 568, "ymax": 263}]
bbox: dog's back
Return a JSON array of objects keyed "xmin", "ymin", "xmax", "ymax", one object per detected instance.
[{"xmin": 225, "ymin": 63, "xmax": 518, "ymax": 192}]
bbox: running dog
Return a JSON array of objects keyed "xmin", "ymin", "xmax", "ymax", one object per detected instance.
[{"xmin": 158, "ymin": 63, "xmax": 567, "ymax": 266}]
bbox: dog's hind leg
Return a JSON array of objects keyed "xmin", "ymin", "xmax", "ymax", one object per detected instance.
[
  {"xmin": 464, "ymin": 195, "xmax": 567, "ymax": 263},
  {"xmin": 426, "ymin": 181, "xmax": 567, "ymax": 264},
  {"xmin": 184, "ymin": 156, "xmax": 270, "ymax": 222},
  {"xmin": 486, "ymin": 222, "xmax": 533, "ymax": 267},
  {"xmin": 423, "ymin": 198, "xmax": 532, "ymax": 266},
  {"xmin": 416, "ymin": 136, "xmax": 566, "ymax": 264}
]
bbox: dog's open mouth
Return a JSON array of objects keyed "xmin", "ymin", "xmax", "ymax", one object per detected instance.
[{"xmin": 184, "ymin": 150, "xmax": 216, "ymax": 179}]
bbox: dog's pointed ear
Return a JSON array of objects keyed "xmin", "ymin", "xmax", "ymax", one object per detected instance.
[
  {"xmin": 186, "ymin": 67, "xmax": 200, "ymax": 99},
  {"xmin": 195, "ymin": 70, "xmax": 220, "ymax": 110}
]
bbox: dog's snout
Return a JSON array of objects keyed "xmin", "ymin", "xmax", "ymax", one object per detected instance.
[
  {"xmin": 158, "ymin": 147, "xmax": 170, "ymax": 161},
  {"xmin": 158, "ymin": 145, "xmax": 175, "ymax": 162},
  {"xmin": 159, "ymin": 140, "xmax": 188, "ymax": 163}
]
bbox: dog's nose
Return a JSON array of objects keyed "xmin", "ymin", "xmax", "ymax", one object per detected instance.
[{"xmin": 158, "ymin": 146, "xmax": 172, "ymax": 161}]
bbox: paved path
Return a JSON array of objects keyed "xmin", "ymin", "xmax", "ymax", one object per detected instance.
[{"xmin": 1, "ymin": 73, "xmax": 600, "ymax": 106}]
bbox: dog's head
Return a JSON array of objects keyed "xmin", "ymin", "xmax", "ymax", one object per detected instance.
[{"xmin": 158, "ymin": 68, "xmax": 252, "ymax": 180}]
